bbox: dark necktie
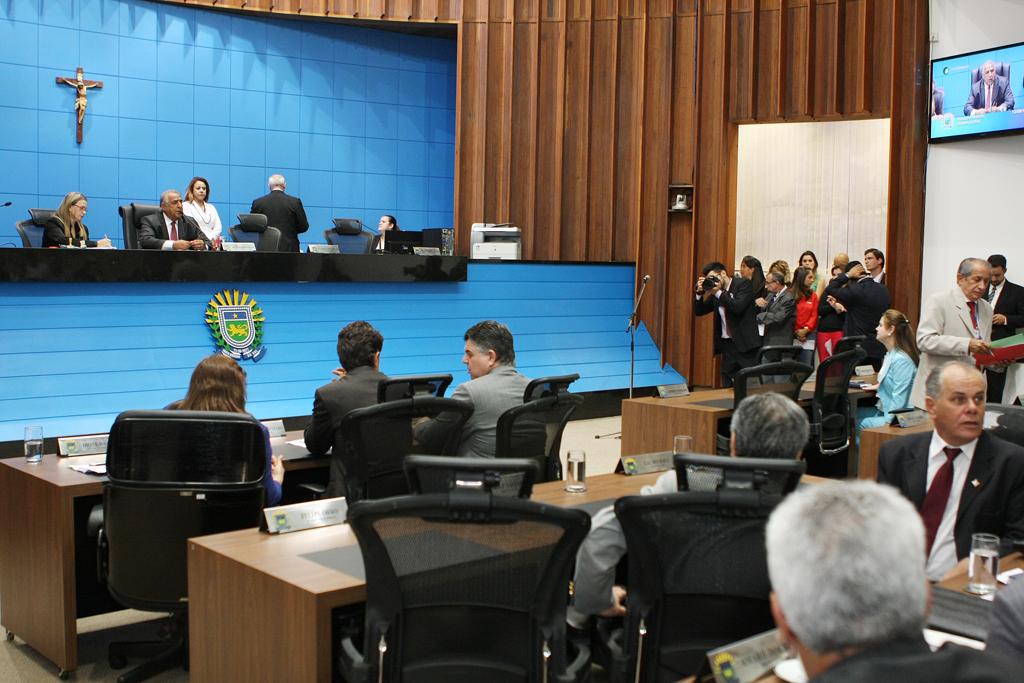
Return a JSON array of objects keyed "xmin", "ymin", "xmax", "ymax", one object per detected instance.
[
  {"xmin": 986, "ymin": 287, "xmax": 995, "ymax": 304},
  {"xmin": 967, "ymin": 301, "xmax": 978, "ymax": 332},
  {"xmin": 920, "ymin": 447, "xmax": 960, "ymax": 555},
  {"xmin": 170, "ymin": 220, "xmax": 178, "ymax": 241}
]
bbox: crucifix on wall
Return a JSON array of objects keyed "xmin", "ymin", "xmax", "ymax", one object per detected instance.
[{"xmin": 55, "ymin": 67, "xmax": 104, "ymax": 144}]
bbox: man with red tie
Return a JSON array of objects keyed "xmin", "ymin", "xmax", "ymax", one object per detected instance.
[
  {"xmin": 910, "ymin": 258, "xmax": 993, "ymax": 409},
  {"xmin": 964, "ymin": 60, "xmax": 1015, "ymax": 117},
  {"xmin": 138, "ymin": 189, "xmax": 209, "ymax": 250},
  {"xmin": 879, "ymin": 361, "xmax": 1024, "ymax": 581}
]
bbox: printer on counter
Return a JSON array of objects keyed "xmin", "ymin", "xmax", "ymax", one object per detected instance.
[{"xmin": 470, "ymin": 223, "xmax": 521, "ymax": 260}]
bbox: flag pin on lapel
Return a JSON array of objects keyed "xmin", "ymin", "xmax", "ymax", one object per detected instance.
[{"xmin": 971, "ymin": 478, "xmax": 981, "ymax": 488}]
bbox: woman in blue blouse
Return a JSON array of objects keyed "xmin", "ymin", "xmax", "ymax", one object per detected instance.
[{"xmin": 857, "ymin": 309, "xmax": 919, "ymax": 436}]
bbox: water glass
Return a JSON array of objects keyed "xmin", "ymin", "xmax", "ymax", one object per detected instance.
[
  {"xmin": 966, "ymin": 533, "xmax": 1000, "ymax": 595},
  {"xmin": 565, "ymin": 450, "xmax": 587, "ymax": 493},
  {"xmin": 673, "ymin": 435, "xmax": 694, "ymax": 455},
  {"xmin": 24, "ymin": 425, "xmax": 43, "ymax": 464}
]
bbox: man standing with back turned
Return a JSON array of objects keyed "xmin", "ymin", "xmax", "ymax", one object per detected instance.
[{"xmin": 250, "ymin": 174, "xmax": 309, "ymax": 252}]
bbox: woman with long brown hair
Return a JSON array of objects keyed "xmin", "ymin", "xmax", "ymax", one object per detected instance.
[
  {"xmin": 856, "ymin": 309, "xmax": 919, "ymax": 437},
  {"xmin": 177, "ymin": 355, "xmax": 284, "ymax": 505},
  {"xmin": 790, "ymin": 266, "xmax": 819, "ymax": 366},
  {"xmin": 42, "ymin": 192, "xmax": 112, "ymax": 248}
]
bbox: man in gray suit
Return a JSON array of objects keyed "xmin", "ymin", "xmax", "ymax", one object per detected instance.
[
  {"xmin": 304, "ymin": 321, "xmax": 388, "ymax": 497},
  {"xmin": 911, "ymin": 258, "xmax": 994, "ymax": 408},
  {"xmin": 964, "ymin": 60, "xmax": 1015, "ymax": 116},
  {"xmin": 415, "ymin": 320, "xmax": 529, "ymax": 457},
  {"xmin": 756, "ymin": 271, "xmax": 796, "ymax": 350}
]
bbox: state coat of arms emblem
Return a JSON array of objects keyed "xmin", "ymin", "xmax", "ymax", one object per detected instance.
[{"xmin": 204, "ymin": 289, "xmax": 267, "ymax": 361}]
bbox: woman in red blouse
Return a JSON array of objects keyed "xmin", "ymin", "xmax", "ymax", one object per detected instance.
[{"xmin": 791, "ymin": 266, "xmax": 819, "ymax": 366}]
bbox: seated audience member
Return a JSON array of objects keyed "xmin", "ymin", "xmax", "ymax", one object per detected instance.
[
  {"xmin": 878, "ymin": 361, "xmax": 1024, "ymax": 581},
  {"xmin": 911, "ymin": 258, "xmax": 993, "ymax": 408},
  {"xmin": 373, "ymin": 214, "xmax": 400, "ymax": 252},
  {"xmin": 816, "ymin": 264, "xmax": 846, "ymax": 362},
  {"xmin": 138, "ymin": 189, "xmax": 210, "ymax": 250},
  {"xmin": 415, "ymin": 320, "xmax": 529, "ymax": 457},
  {"xmin": 304, "ymin": 321, "xmax": 387, "ymax": 498},
  {"xmin": 568, "ymin": 393, "xmax": 809, "ymax": 623},
  {"xmin": 864, "ymin": 247, "xmax": 886, "ymax": 284},
  {"xmin": 986, "ymin": 576, "xmax": 1024, "ymax": 665},
  {"xmin": 174, "ymin": 355, "xmax": 283, "ymax": 506},
  {"xmin": 182, "ymin": 176, "xmax": 223, "ymax": 246},
  {"xmin": 42, "ymin": 192, "xmax": 111, "ymax": 248},
  {"xmin": 823, "ymin": 260, "xmax": 891, "ymax": 370},
  {"xmin": 766, "ymin": 480, "xmax": 1016, "ymax": 682},
  {"xmin": 756, "ymin": 271, "xmax": 796, "ymax": 355},
  {"xmin": 250, "ymin": 174, "xmax": 309, "ymax": 253},
  {"xmin": 695, "ymin": 261, "xmax": 761, "ymax": 387},
  {"xmin": 791, "ymin": 266, "xmax": 819, "ymax": 366},
  {"xmin": 769, "ymin": 259, "xmax": 792, "ymax": 286},
  {"xmin": 856, "ymin": 309, "xmax": 918, "ymax": 435}
]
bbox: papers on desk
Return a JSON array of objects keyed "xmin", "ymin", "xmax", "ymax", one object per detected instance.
[
  {"xmin": 287, "ymin": 438, "xmax": 307, "ymax": 449},
  {"xmin": 69, "ymin": 461, "xmax": 106, "ymax": 475},
  {"xmin": 924, "ymin": 628, "xmax": 984, "ymax": 651}
]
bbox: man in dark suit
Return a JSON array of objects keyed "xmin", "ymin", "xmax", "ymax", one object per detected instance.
[
  {"xmin": 964, "ymin": 60, "xmax": 1015, "ymax": 116},
  {"xmin": 756, "ymin": 270, "xmax": 796, "ymax": 349},
  {"xmin": 767, "ymin": 481, "xmax": 1016, "ymax": 683},
  {"xmin": 878, "ymin": 361, "xmax": 1024, "ymax": 581},
  {"xmin": 304, "ymin": 321, "xmax": 388, "ymax": 498},
  {"xmin": 985, "ymin": 254, "xmax": 1024, "ymax": 403},
  {"xmin": 137, "ymin": 189, "xmax": 210, "ymax": 250},
  {"xmin": 694, "ymin": 261, "xmax": 761, "ymax": 387},
  {"xmin": 250, "ymin": 174, "xmax": 309, "ymax": 252},
  {"xmin": 823, "ymin": 260, "xmax": 890, "ymax": 369}
]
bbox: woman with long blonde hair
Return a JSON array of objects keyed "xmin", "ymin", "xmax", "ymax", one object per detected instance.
[
  {"xmin": 177, "ymin": 355, "xmax": 284, "ymax": 505},
  {"xmin": 42, "ymin": 192, "xmax": 111, "ymax": 248}
]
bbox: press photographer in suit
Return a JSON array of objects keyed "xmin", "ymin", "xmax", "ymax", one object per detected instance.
[
  {"xmin": 985, "ymin": 254, "xmax": 1024, "ymax": 403},
  {"xmin": 695, "ymin": 261, "xmax": 760, "ymax": 387}
]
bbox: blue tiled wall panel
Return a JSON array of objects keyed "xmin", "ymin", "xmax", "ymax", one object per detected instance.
[
  {"xmin": 0, "ymin": 0, "xmax": 455, "ymax": 246},
  {"xmin": 0, "ymin": 263, "xmax": 684, "ymax": 440}
]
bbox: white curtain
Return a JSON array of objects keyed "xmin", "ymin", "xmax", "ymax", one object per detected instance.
[{"xmin": 735, "ymin": 119, "xmax": 890, "ymax": 275}]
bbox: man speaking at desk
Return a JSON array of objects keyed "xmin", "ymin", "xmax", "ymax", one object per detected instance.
[
  {"xmin": 964, "ymin": 60, "xmax": 1015, "ymax": 116},
  {"xmin": 138, "ymin": 189, "xmax": 210, "ymax": 250},
  {"xmin": 251, "ymin": 174, "xmax": 309, "ymax": 252}
]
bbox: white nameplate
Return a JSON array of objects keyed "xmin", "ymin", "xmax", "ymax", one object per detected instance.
[
  {"xmin": 619, "ymin": 451, "xmax": 674, "ymax": 475},
  {"xmin": 308, "ymin": 244, "xmax": 340, "ymax": 254},
  {"xmin": 707, "ymin": 628, "xmax": 790, "ymax": 683},
  {"xmin": 58, "ymin": 434, "xmax": 109, "ymax": 457},
  {"xmin": 261, "ymin": 497, "xmax": 348, "ymax": 534},
  {"xmin": 261, "ymin": 419, "xmax": 286, "ymax": 438},
  {"xmin": 412, "ymin": 246, "xmax": 441, "ymax": 256},
  {"xmin": 222, "ymin": 241, "xmax": 256, "ymax": 252},
  {"xmin": 854, "ymin": 365, "xmax": 875, "ymax": 377},
  {"xmin": 657, "ymin": 382, "xmax": 690, "ymax": 398},
  {"xmin": 895, "ymin": 409, "xmax": 929, "ymax": 428}
]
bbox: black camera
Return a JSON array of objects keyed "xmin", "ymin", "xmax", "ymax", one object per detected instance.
[{"xmin": 702, "ymin": 275, "xmax": 720, "ymax": 291}]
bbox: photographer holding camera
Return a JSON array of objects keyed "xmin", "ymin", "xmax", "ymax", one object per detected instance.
[{"xmin": 695, "ymin": 260, "xmax": 761, "ymax": 387}]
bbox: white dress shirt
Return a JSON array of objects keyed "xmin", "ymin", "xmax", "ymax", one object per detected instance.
[
  {"xmin": 924, "ymin": 431, "xmax": 977, "ymax": 581},
  {"xmin": 160, "ymin": 214, "xmax": 180, "ymax": 251},
  {"xmin": 182, "ymin": 201, "xmax": 223, "ymax": 243}
]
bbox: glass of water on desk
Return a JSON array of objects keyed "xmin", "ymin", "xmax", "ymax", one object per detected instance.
[
  {"xmin": 967, "ymin": 533, "xmax": 1000, "ymax": 595},
  {"xmin": 565, "ymin": 450, "xmax": 587, "ymax": 493},
  {"xmin": 24, "ymin": 425, "xmax": 43, "ymax": 463}
]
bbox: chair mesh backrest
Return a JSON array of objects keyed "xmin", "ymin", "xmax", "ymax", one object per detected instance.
[
  {"xmin": 404, "ymin": 455, "xmax": 539, "ymax": 498},
  {"xmin": 733, "ymin": 360, "xmax": 813, "ymax": 405},
  {"xmin": 15, "ymin": 220, "xmax": 43, "ymax": 248},
  {"xmin": 325, "ymin": 227, "xmax": 374, "ymax": 254},
  {"xmin": 811, "ymin": 347, "xmax": 866, "ymax": 453},
  {"xmin": 338, "ymin": 397, "xmax": 473, "ymax": 503},
  {"xmin": 377, "ymin": 374, "xmax": 453, "ymax": 402},
  {"xmin": 674, "ymin": 453, "xmax": 805, "ymax": 496},
  {"xmin": 119, "ymin": 203, "xmax": 161, "ymax": 250},
  {"xmin": 756, "ymin": 345, "xmax": 803, "ymax": 365},
  {"xmin": 615, "ymin": 491, "xmax": 780, "ymax": 681},
  {"xmin": 833, "ymin": 335, "xmax": 866, "ymax": 356},
  {"xmin": 523, "ymin": 373, "xmax": 580, "ymax": 401},
  {"xmin": 347, "ymin": 493, "xmax": 590, "ymax": 682},
  {"xmin": 495, "ymin": 393, "xmax": 584, "ymax": 482}
]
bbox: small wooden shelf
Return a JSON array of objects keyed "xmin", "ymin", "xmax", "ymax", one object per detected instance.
[{"xmin": 668, "ymin": 184, "xmax": 694, "ymax": 213}]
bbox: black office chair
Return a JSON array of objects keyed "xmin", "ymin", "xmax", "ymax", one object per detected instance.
[
  {"xmin": 341, "ymin": 490, "xmax": 592, "ymax": 682},
  {"xmin": 97, "ymin": 410, "xmax": 267, "ymax": 683},
  {"xmin": 230, "ymin": 212, "xmax": 281, "ymax": 251},
  {"xmin": 324, "ymin": 218, "xmax": 375, "ymax": 254},
  {"xmin": 605, "ymin": 458, "xmax": 795, "ymax": 682},
  {"xmin": 377, "ymin": 373, "xmax": 453, "ymax": 402},
  {"xmin": 335, "ymin": 396, "xmax": 474, "ymax": 504},
  {"xmin": 118, "ymin": 203, "xmax": 162, "ymax": 250},
  {"xmin": 524, "ymin": 373, "xmax": 580, "ymax": 401},
  {"xmin": 404, "ymin": 454, "xmax": 540, "ymax": 498},
  {"xmin": 496, "ymin": 392, "xmax": 584, "ymax": 482},
  {"xmin": 755, "ymin": 345, "xmax": 803, "ymax": 365},
  {"xmin": 833, "ymin": 335, "xmax": 866, "ymax": 356},
  {"xmin": 674, "ymin": 453, "xmax": 805, "ymax": 496},
  {"xmin": 732, "ymin": 360, "xmax": 813, "ymax": 406},
  {"xmin": 14, "ymin": 208, "xmax": 54, "ymax": 247},
  {"xmin": 805, "ymin": 347, "xmax": 867, "ymax": 477}
]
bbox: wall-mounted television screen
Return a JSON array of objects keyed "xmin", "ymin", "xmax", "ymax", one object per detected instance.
[{"xmin": 930, "ymin": 40, "xmax": 1024, "ymax": 143}]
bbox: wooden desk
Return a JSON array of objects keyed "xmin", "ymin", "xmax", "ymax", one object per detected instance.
[
  {"xmin": 187, "ymin": 471, "xmax": 664, "ymax": 683},
  {"xmin": 0, "ymin": 433, "xmax": 325, "ymax": 677},
  {"xmin": 937, "ymin": 552, "xmax": 1024, "ymax": 593},
  {"xmin": 857, "ymin": 420, "xmax": 933, "ymax": 480}
]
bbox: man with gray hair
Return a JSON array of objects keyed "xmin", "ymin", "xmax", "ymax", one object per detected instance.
[
  {"xmin": 767, "ymin": 480, "xmax": 1015, "ymax": 681},
  {"xmin": 137, "ymin": 189, "xmax": 210, "ymax": 250},
  {"xmin": 964, "ymin": 59, "xmax": 1015, "ymax": 116},
  {"xmin": 880, "ymin": 361, "xmax": 1024, "ymax": 581},
  {"xmin": 911, "ymin": 258, "xmax": 995, "ymax": 408},
  {"xmin": 250, "ymin": 173, "xmax": 309, "ymax": 252},
  {"xmin": 568, "ymin": 392, "xmax": 809, "ymax": 624},
  {"xmin": 414, "ymin": 320, "xmax": 529, "ymax": 458}
]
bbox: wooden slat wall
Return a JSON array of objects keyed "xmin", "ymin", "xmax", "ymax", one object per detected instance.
[{"xmin": 155, "ymin": 0, "xmax": 931, "ymax": 386}]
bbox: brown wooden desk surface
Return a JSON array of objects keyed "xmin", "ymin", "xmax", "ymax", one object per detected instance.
[{"xmin": 0, "ymin": 432, "xmax": 325, "ymax": 676}]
